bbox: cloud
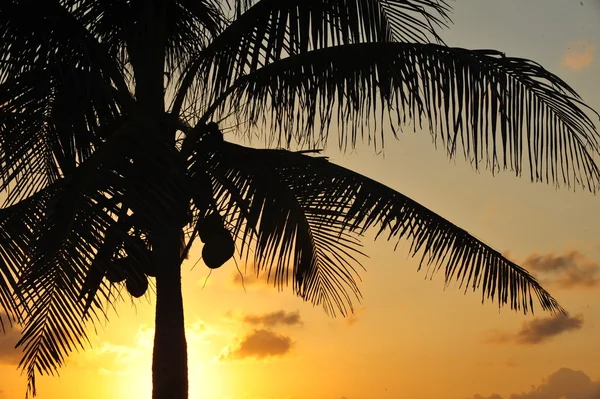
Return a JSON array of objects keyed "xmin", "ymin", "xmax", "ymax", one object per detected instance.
[
  {"xmin": 344, "ymin": 306, "xmax": 366, "ymax": 326},
  {"xmin": 229, "ymin": 270, "xmax": 274, "ymax": 289},
  {"xmin": 468, "ymin": 368, "xmax": 600, "ymax": 399},
  {"xmin": 243, "ymin": 310, "xmax": 302, "ymax": 327},
  {"xmin": 511, "ymin": 368, "xmax": 600, "ymax": 399},
  {"xmin": 561, "ymin": 41, "xmax": 595, "ymax": 71},
  {"xmin": 516, "ymin": 314, "xmax": 584, "ymax": 345},
  {"xmin": 79, "ymin": 319, "xmax": 211, "ymax": 374},
  {"xmin": 219, "ymin": 329, "xmax": 293, "ymax": 361},
  {"xmin": 0, "ymin": 316, "xmax": 23, "ymax": 365},
  {"xmin": 523, "ymin": 251, "xmax": 600, "ymax": 289},
  {"xmin": 484, "ymin": 314, "xmax": 584, "ymax": 345},
  {"xmin": 481, "ymin": 203, "xmax": 499, "ymax": 219}
]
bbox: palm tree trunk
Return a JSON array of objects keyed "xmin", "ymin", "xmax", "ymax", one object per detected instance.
[{"xmin": 152, "ymin": 227, "xmax": 188, "ymax": 399}]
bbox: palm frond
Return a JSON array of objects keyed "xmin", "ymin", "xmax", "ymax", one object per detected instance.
[
  {"xmin": 167, "ymin": 0, "xmax": 227, "ymax": 63},
  {"xmin": 12, "ymin": 116, "xmax": 190, "ymax": 396},
  {"xmin": 78, "ymin": 0, "xmax": 226, "ymax": 75},
  {"xmin": 0, "ymin": 178, "xmax": 112, "ymax": 391},
  {"xmin": 0, "ymin": 0, "xmax": 134, "ymax": 204},
  {"xmin": 174, "ymin": 0, "xmax": 451, "ymax": 116},
  {"xmin": 188, "ymin": 140, "xmax": 564, "ymax": 316},
  {"xmin": 202, "ymin": 42, "xmax": 600, "ymax": 191},
  {"xmin": 0, "ymin": 0, "xmax": 131, "ymax": 101},
  {"xmin": 16, "ymin": 185, "xmax": 117, "ymax": 396},
  {"xmin": 0, "ymin": 185, "xmax": 53, "ymax": 331},
  {"xmin": 373, "ymin": 0, "xmax": 452, "ymax": 43},
  {"xmin": 0, "ymin": 62, "xmax": 125, "ymax": 205},
  {"xmin": 188, "ymin": 140, "xmax": 363, "ymax": 315}
]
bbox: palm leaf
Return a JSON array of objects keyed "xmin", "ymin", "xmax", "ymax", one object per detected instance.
[
  {"xmin": 173, "ymin": 0, "xmax": 450, "ymax": 115},
  {"xmin": 0, "ymin": 185, "xmax": 55, "ymax": 331},
  {"xmin": 0, "ymin": 0, "xmax": 132, "ymax": 205},
  {"xmin": 199, "ymin": 42, "xmax": 600, "ymax": 191},
  {"xmin": 11, "ymin": 116, "xmax": 189, "ymax": 395},
  {"xmin": 0, "ymin": 0, "xmax": 131, "ymax": 100},
  {"xmin": 189, "ymin": 140, "xmax": 564, "ymax": 316},
  {"xmin": 16, "ymin": 185, "xmax": 117, "ymax": 394},
  {"xmin": 75, "ymin": 0, "xmax": 225, "ymax": 72}
]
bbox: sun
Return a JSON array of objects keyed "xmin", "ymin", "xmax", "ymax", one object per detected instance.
[
  {"xmin": 188, "ymin": 362, "xmax": 224, "ymax": 399},
  {"xmin": 108, "ymin": 354, "xmax": 223, "ymax": 399}
]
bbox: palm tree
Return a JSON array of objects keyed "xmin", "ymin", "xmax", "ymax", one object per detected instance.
[{"xmin": 1, "ymin": 0, "xmax": 598, "ymax": 398}]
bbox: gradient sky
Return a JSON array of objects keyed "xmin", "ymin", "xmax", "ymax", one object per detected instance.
[{"xmin": 1, "ymin": 1, "xmax": 600, "ymax": 398}]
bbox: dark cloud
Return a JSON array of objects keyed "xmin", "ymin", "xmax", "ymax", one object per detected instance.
[
  {"xmin": 524, "ymin": 251, "xmax": 578, "ymax": 272},
  {"xmin": 468, "ymin": 368, "xmax": 600, "ymax": 399},
  {"xmin": 484, "ymin": 314, "xmax": 584, "ymax": 345},
  {"xmin": 219, "ymin": 329, "xmax": 292, "ymax": 361},
  {"xmin": 523, "ymin": 251, "xmax": 600, "ymax": 289},
  {"xmin": 516, "ymin": 314, "xmax": 584, "ymax": 344},
  {"xmin": 243, "ymin": 310, "xmax": 302, "ymax": 327}
]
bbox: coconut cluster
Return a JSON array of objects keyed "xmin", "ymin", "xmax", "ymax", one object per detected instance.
[
  {"xmin": 97, "ymin": 234, "xmax": 154, "ymax": 298},
  {"xmin": 198, "ymin": 212, "xmax": 234, "ymax": 269}
]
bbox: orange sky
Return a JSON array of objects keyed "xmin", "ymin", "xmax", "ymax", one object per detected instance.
[{"xmin": 1, "ymin": 1, "xmax": 600, "ymax": 399}]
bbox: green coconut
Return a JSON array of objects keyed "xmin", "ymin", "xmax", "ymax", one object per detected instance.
[{"xmin": 202, "ymin": 228, "xmax": 235, "ymax": 269}]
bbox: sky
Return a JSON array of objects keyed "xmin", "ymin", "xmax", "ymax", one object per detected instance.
[{"xmin": 1, "ymin": 1, "xmax": 600, "ymax": 399}]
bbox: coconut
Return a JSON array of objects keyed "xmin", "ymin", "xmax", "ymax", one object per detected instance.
[
  {"xmin": 106, "ymin": 257, "xmax": 128, "ymax": 283},
  {"xmin": 202, "ymin": 229, "xmax": 235, "ymax": 269},
  {"xmin": 123, "ymin": 236, "xmax": 156, "ymax": 277},
  {"xmin": 198, "ymin": 212, "xmax": 225, "ymax": 242},
  {"xmin": 125, "ymin": 272, "xmax": 148, "ymax": 298}
]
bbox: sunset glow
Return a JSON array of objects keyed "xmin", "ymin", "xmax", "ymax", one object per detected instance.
[{"xmin": 1, "ymin": 1, "xmax": 600, "ymax": 399}]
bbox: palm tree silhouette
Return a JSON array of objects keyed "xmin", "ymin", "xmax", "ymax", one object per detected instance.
[{"xmin": 1, "ymin": 1, "xmax": 598, "ymax": 398}]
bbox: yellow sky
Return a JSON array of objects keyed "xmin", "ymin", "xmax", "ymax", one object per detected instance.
[{"xmin": 1, "ymin": 1, "xmax": 600, "ymax": 399}]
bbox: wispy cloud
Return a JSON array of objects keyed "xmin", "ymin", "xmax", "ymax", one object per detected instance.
[
  {"xmin": 243, "ymin": 310, "xmax": 302, "ymax": 327},
  {"xmin": 219, "ymin": 329, "xmax": 293, "ymax": 361},
  {"xmin": 484, "ymin": 314, "xmax": 584, "ymax": 345},
  {"xmin": 229, "ymin": 269, "xmax": 276, "ymax": 290},
  {"xmin": 467, "ymin": 368, "xmax": 600, "ymax": 399},
  {"xmin": 523, "ymin": 250, "xmax": 600, "ymax": 289},
  {"xmin": 344, "ymin": 306, "xmax": 366, "ymax": 326},
  {"xmin": 561, "ymin": 41, "xmax": 595, "ymax": 71}
]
